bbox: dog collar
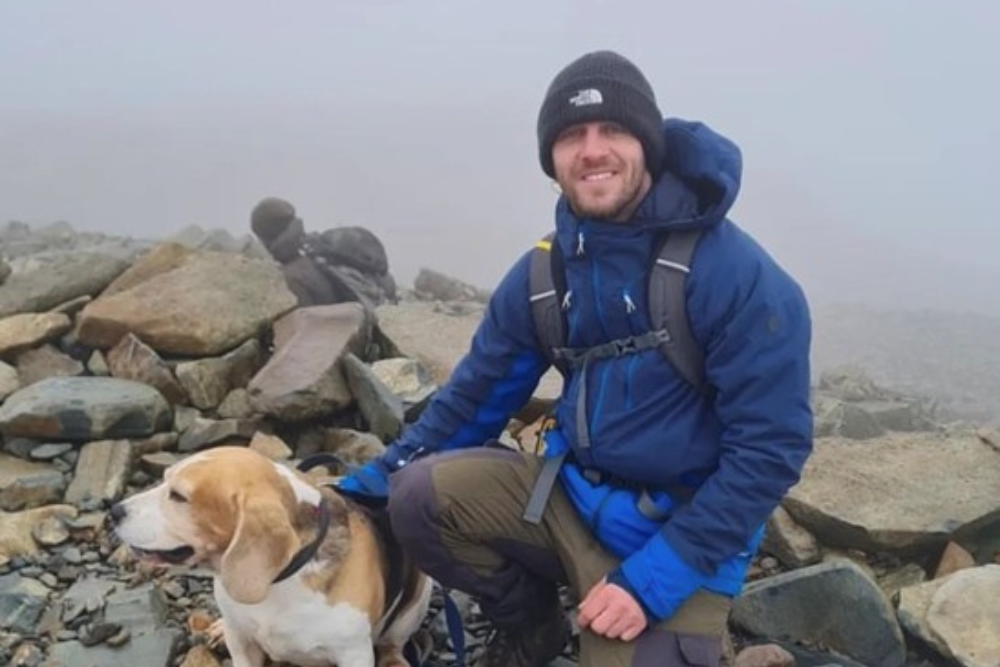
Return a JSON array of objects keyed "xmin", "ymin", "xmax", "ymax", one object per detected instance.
[{"xmin": 271, "ymin": 498, "xmax": 331, "ymax": 584}]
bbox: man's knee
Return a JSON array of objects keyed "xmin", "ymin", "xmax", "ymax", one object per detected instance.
[{"xmin": 388, "ymin": 456, "xmax": 440, "ymax": 543}]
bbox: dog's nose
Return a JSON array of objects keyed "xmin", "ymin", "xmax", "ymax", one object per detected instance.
[{"xmin": 108, "ymin": 502, "xmax": 127, "ymax": 525}]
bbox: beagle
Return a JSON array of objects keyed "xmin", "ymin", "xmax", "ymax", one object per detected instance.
[{"xmin": 110, "ymin": 446, "xmax": 431, "ymax": 667}]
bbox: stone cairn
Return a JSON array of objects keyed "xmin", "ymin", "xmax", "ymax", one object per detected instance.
[{"xmin": 0, "ymin": 221, "xmax": 998, "ymax": 667}]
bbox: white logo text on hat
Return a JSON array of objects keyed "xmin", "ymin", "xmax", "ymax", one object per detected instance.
[{"xmin": 569, "ymin": 88, "xmax": 603, "ymax": 107}]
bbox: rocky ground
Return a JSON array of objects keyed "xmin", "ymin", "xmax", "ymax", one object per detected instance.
[{"xmin": 1, "ymin": 221, "xmax": 998, "ymax": 667}]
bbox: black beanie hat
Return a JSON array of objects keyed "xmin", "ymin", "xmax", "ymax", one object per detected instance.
[{"xmin": 537, "ymin": 50, "xmax": 665, "ymax": 179}]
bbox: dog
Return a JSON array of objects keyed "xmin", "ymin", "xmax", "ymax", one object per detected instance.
[{"xmin": 110, "ymin": 445, "xmax": 431, "ymax": 667}]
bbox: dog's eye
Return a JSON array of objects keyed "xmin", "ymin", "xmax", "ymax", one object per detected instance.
[{"xmin": 168, "ymin": 490, "xmax": 188, "ymax": 503}]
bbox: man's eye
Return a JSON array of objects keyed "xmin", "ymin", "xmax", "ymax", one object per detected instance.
[
  {"xmin": 556, "ymin": 126, "xmax": 584, "ymax": 143},
  {"xmin": 169, "ymin": 490, "xmax": 188, "ymax": 503}
]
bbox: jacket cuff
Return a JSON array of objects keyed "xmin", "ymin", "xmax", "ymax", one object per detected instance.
[{"xmin": 618, "ymin": 534, "xmax": 707, "ymax": 622}]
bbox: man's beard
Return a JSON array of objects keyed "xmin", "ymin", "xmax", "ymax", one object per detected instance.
[{"xmin": 566, "ymin": 171, "xmax": 647, "ymax": 221}]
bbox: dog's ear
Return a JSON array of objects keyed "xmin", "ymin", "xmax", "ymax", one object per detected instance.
[{"xmin": 220, "ymin": 493, "xmax": 297, "ymax": 604}]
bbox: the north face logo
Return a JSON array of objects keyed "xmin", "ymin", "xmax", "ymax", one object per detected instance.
[{"xmin": 569, "ymin": 88, "xmax": 603, "ymax": 107}]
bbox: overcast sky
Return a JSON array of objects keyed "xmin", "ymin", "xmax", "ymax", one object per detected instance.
[{"xmin": 2, "ymin": 1, "xmax": 998, "ymax": 315}]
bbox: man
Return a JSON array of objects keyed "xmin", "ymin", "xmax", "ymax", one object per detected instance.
[
  {"xmin": 250, "ymin": 196, "xmax": 398, "ymax": 310},
  {"xmin": 341, "ymin": 50, "xmax": 813, "ymax": 667}
]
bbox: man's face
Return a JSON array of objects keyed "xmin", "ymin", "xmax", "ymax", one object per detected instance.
[{"xmin": 551, "ymin": 121, "xmax": 652, "ymax": 222}]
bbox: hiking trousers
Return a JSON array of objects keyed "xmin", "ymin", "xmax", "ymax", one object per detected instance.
[{"xmin": 388, "ymin": 447, "xmax": 731, "ymax": 667}]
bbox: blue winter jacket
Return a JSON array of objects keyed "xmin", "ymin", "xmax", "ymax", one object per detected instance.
[{"xmin": 381, "ymin": 119, "xmax": 813, "ymax": 621}]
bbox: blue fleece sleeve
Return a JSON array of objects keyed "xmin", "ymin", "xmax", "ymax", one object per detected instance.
[
  {"xmin": 614, "ymin": 225, "xmax": 813, "ymax": 620},
  {"xmin": 380, "ymin": 252, "xmax": 550, "ymax": 469}
]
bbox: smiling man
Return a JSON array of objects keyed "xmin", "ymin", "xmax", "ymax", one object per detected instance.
[{"xmin": 340, "ymin": 50, "xmax": 813, "ymax": 667}]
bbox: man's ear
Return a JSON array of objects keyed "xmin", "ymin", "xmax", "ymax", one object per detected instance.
[{"xmin": 219, "ymin": 494, "xmax": 297, "ymax": 604}]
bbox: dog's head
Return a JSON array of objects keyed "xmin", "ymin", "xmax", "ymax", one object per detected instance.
[{"xmin": 111, "ymin": 446, "xmax": 328, "ymax": 604}]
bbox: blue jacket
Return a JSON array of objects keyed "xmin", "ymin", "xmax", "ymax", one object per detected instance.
[{"xmin": 382, "ymin": 119, "xmax": 813, "ymax": 621}]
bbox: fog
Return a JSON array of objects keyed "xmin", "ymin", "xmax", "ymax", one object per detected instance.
[{"xmin": 2, "ymin": 1, "xmax": 999, "ymax": 315}]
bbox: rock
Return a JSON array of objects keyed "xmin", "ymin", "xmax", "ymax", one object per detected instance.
[
  {"xmin": 63, "ymin": 440, "xmax": 133, "ymax": 507},
  {"xmin": 100, "ymin": 242, "xmax": 195, "ymax": 298},
  {"xmin": 14, "ymin": 344, "xmax": 85, "ymax": 386},
  {"xmin": 342, "ymin": 352, "xmax": 404, "ymax": 442},
  {"xmin": 0, "ymin": 454, "xmax": 65, "ymax": 511},
  {"xmin": 0, "ymin": 312, "xmax": 72, "ymax": 358},
  {"xmin": 371, "ymin": 357, "xmax": 437, "ymax": 405},
  {"xmin": 0, "ymin": 376, "xmax": 172, "ymax": 441},
  {"xmin": 898, "ymin": 565, "xmax": 1000, "ymax": 667},
  {"xmin": 216, "ymin": 388, "xmax": 254, "ymax": 419},
  {"xmin": 926, "ymin": 565, "xmax": 1000, "ymax": 667},
  {"xmin": 375, "ymin": 301, "xmax": 562, "ymax": 404},
  {"xmin": 783, "ymin": 433, "xmax": 1000, "ymax": 553},
  {"xmin": 247, "ymin": 432, "xmax": 292, "ymax": 461},
  {"xmin": 0, "ymin": 505, "xmax": 78, "ymax": 561},
  {"xmin": 733, "ymin": 644, "xmax": 796, "ymax": 667},
  {"xmin": 106, "ymin": 334, "xmax": 187, "ymax": 405},
  {"xmin": 0, "ymin": 573, "xmax": 50, "ymax": 634},
  {"xmin": 174, "ymin": 338, "xmax": 263, "ymax": 410},
  {"xmin": 0, "ymin": 253, "xmax": 130, "ymax": 318},
  {"xmin": 75, "ymin": 250, "xmax": 296, "ymax": 356},
  {"xmin": 412, "ymin": 268, "xmax": 491, "ymax": 303},
  {"xmin": 322, "ymin": 429, "xmax": 387, "ymax": 469},
  {"xmin": 177, "ymin": 417, "xmax": 255, "ymax": 453},
  {"xmin": 731, "ymin": 558, "xmax": 906, "ymax": 667},
  {"xmin": 762, "ymin": 505, "xmax": 822, "ymax": 569},
  {"xmin": 818, "ymin": 366, "xmax": 882, "ymax": 401},
  {"xmin": 248, "ymin": 303, "xmax": 369, "ymax": 421},
  {"xmin": 0, "ymin": 360, "xmax": 19, "ymax": 400},
  {"xmin": 935, "ymin": 541, "xmax": 977, "ymax": 579}
]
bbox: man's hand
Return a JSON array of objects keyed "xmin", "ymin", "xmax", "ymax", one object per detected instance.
[
  {"xmin": 335, "ymin": 459, "xmax": 391, "ymax": 508},
  {"xmin": 577, "ymin": 577, "xmax": 647, "ymax": 641}
]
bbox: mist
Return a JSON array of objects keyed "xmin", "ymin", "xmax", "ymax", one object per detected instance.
[{"xmin": 2, "ymin": 0, "xmax": 999, "ymax": 316}]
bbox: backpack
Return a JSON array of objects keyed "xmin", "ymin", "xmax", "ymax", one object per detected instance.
[
  {"xmin": 528, "ymin": 228, "xmax": 710, "ymax": 395},
  {"xmin": 521, "ymin": 228, "xmax": 709, "ymax": 525}
]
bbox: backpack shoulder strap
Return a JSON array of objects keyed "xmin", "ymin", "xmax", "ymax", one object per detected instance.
[
  {"xmin": 528, "ymin": 232, "xmax": 568, "ymax": 373},
  {"xmin": 648, "ymin": 228, "xmax": 710, "ymax": 395}
]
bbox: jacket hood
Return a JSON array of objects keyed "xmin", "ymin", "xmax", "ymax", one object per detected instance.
[
  {"xmin": 555, "ymin": 118, "xmax": 743, "ymax": 233},
  {"xmin": 637, "ymin": 119, "xmax": 743, "ymax": 231}
]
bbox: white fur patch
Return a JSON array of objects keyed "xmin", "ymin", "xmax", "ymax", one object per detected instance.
[
  {"xmin": 216, "ymin": 576, "xmax": 374, "ymax": 667},
  {"xmin": 273, "ymin": 462, "xmax": 323, "ymax": 506}
]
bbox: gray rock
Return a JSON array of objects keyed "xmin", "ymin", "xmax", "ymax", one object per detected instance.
[
  {"xmin": 731, "ymin": 558, "xmax": 906, "ymax": 667},
  {"xmin": 47, "ymin": 630, "xmax": 182, "ymax": 667},
  {"xmin": 0, "ymin": 573, "xmax": 50, "ymax": 634},
  {"xmin": 342, "ymin": 353, "xmax": 404, "ymax": 442},
  {"xmin": 177, "ymin": 417, "xmax": 255, "ymax": 453},
  {"xmin": 64, "ymin": 440, "xmax": 133, "ymax": 507},
  {"xmin": 0, "ymin": 376, "xmax": 172, "ymax": 441},
  {"xmin": 0, "ymin": 253, "xmax": 130, "ymax": 318},
  {"xmin": 174, "ymin": 338, "xmax": 263, "ymax": 410}
]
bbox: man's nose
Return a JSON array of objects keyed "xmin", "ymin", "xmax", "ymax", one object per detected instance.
[
  {"xmin": 579, "ymin": 128, "xmax": 610, "ymax": 159},
  {"xmin": 108, "ymin": 502, "xmax": 127, "ymax": 525}
]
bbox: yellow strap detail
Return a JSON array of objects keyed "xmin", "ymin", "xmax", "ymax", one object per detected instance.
[{"xmin": 535, "ymin": 239, "xmax": 552, "ymax": 251}]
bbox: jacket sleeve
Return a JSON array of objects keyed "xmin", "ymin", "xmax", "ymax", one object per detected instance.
[
  {"xmin": 379, "ymin": 252, "xmax": 551, "ymax": 469},
  {"xmin": 615, "ymin": 228, "xmax": 814, "ymax": 620}
]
